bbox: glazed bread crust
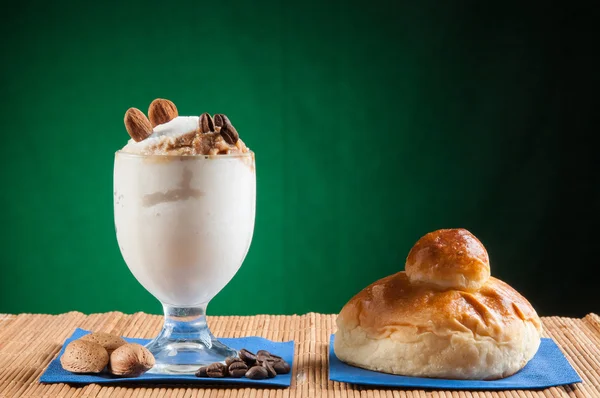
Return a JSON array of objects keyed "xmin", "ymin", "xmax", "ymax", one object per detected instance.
[
  {"xmin": 334, "ymin": 229, "xmax": 542, "ymax": 380},
  {"xmin": 405, "ymin": 228, "xmax": 490, "ymax": 291}
]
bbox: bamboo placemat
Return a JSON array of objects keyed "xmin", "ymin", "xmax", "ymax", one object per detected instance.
[{"xmin": 0, "ymin": 312, "xmax": 598, "ymax": 397}]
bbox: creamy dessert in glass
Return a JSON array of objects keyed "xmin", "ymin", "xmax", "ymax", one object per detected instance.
[{"xmin": 114, "ymin": 99, "xmax": 256, "ymax": 374}]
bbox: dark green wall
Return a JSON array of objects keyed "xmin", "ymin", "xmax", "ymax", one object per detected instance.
[{"xmin": 1, "ymin": 1, "xmax": 598, "ymax": 317}]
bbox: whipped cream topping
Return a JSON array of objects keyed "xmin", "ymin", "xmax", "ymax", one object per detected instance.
[
  {"xmin": 122, "ymin": 116, "xmax": 199, "ymax": 153},
  {"xmin": 151, "ymin": 116, "xmax": 199, "ymax": 139},
  {"xmin": 121, "ymin": 115, "xmax": 249, "ymax": 156}
]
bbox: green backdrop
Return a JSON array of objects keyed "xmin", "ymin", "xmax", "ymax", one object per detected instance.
[{"xmin": 1, "ymin": 1, "xmax": 597, "ymax": 317}]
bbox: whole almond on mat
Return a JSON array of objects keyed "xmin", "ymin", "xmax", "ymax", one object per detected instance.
[
  {"xmin": 109, "ymin": 343, "xmax": 155, "ymax": 377},
  {"xmin": 60, "ymin": 339, "xmax": 109, "ymax": 373},
  {"xmin": 148, "ymin": 98, "xmax": 178, "ymax": 127},
  {"xmin": 124, "ymin": 108, "xmax": 153, "ymax": 142},
  {"xmin": 80, "ymin": 332, "xmax": 127, "ymax": 355}
]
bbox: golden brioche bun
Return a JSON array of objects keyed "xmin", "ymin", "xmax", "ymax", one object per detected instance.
[{"xmin": 334, "ymin": 228, "xmax": 542, "ymax": 380}]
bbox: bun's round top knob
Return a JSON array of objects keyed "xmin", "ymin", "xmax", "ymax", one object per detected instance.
[{"xmin": 405, "ymin": 228, "xmax": 490, "ymax": 291}]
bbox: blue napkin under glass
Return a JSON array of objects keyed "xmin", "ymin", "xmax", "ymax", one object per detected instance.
[
  {"xmin": 329, "ymin": 335, "xmax": 581, "ymax": 390},
  {"xmin": 40, "ymin": 328, "xmax": 294, "ymax": 387}
]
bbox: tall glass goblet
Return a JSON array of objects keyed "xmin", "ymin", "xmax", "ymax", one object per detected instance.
[{"xmin": 114, "ymin": 151, "xmax": 256, "ymax": 374}]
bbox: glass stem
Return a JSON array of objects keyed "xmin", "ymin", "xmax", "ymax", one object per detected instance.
[
  {"xmin": 144, "ymin": 302, "xmax": 237, "ymax": 373},
  {"xmin": 154, "ymin": 304, "xmax": 214, "ymax": 347}
]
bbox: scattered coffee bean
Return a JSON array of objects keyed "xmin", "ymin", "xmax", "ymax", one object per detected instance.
[
  {"xmin": 229, "ymin": 361, "xmax": 248, "ymax": 378},
  {"xmin": 195, "ymin": 366, "xmax": 208, "ymax": 377},
  {"xmin": 246, "ymin": 365, "xmax": 268, "ymax": 380},
  {"xmin": 194, "ymin": 349, "xmax": 288, "ymax": 380},
  {"xmin": 257, "ymin": 349, "xmax": 282, "ymax": 361},
  {"xmin": 206, "ymin": 362, "xmax": 228, "ymax": 377},
  {"xmin": 212, "ymin": 113, "xmax": 239, "ymax": 145},
  {"xmin": 213, "ymin": 114, "xmax": 226, "ymax": 128},
  {"xmin": 220, "ymin": 118, "xmax": 239, "ymax": 145},
  {"xmin": 225, "ymin": 356, "xmax": 242, "ymax": 367},
  {"xmin": 273, "ymin": 359, "xmax": 291, "ymax": 374},
  {"xmin": 262, "ymin": 359, "xmax": 277, "ymax": 378},
  {"xmin": 256, "ymin": 350, "xmax": 274, "ymax": 363},
  {"xmin": 199, "ymin": 113, "xmax": 215, "ymax": 133},
  {"xmin": 239, "ymin": 348, "xmax": 257, "ymax": 366}
]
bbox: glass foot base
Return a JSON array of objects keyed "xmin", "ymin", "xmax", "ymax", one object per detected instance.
[{"xmin": 146, "ymin": 338, "xmax": 238, "ymax": 374}]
